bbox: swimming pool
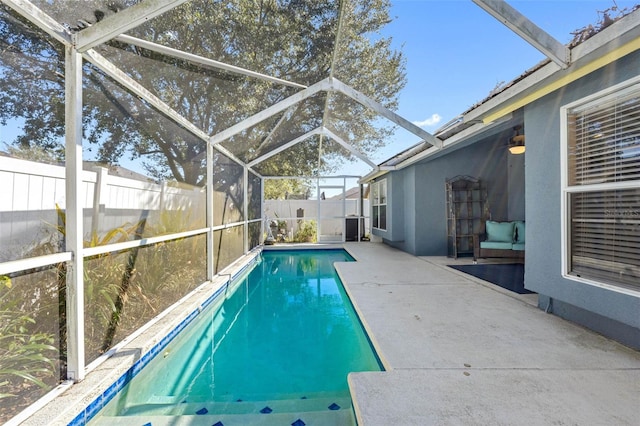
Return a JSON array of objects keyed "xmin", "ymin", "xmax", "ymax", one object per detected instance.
[{"xmin": 86, "ymin": 249, "xmax": 382, "ymax": 425}]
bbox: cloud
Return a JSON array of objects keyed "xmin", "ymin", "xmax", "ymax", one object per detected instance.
[{"xmin": 412, "ymin": 114, "xmax": 442, "ymax": 128}]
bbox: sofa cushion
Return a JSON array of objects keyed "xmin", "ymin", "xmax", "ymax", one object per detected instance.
[
  {"xmin": 512, "ymin": 242, "xmax": 525, "ymax": 251},
  {"xmin": 480, "ymin": 241, "xmax": 514, "ymax": 250},
  {"xmin": 485, "ymin": 221, "xmax": 515, "ymax": 243},
  {"xmin": 513, "ymin": 221, "xmax": 525, "ymax": 243}
]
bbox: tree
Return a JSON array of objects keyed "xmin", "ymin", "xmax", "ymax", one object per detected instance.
[{"xmin": 0, "ymin": 0, "xmax": 405, "ymax": 186}]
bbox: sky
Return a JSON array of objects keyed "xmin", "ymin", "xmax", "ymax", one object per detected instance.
[
  {"xmin": 1, "ymin": 0, "xmax": 637, "ymax": 183},
  {"xmin": 339, "ymin": 0, "xmax": 640, "ymax": 176}
]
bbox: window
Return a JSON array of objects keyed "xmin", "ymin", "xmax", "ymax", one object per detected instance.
[
  {"xmin": 562, "ymin": 78, "xmax": 640, "ymax": 293},
  {"xmin": 372, "ymin": 179, "xmax": 387, "ymax": 230}
]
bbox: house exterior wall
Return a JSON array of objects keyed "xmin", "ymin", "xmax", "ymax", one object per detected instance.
[
  {"xmin": 383, "ymin": 133, "xmax": 519, "ymax": 256},
  {"xmin": 371, "ymin": 172, "xmax": 405, "ymax": 243},
  {"xmin": 376, "ymin": 167, "xmax": 415, "ymax": 252},
  {"xmin": 524, "ymin": 50, "xmax": 640, "ymax": 348},
  {"xmin": 376, "ymin": 51, "xmax": 639, "ymax": 348}
]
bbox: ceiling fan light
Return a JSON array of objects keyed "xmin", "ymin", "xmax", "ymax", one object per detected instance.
[{"xmin": 508, "ymin": 145, "xmax": 526, "ymax": 154}]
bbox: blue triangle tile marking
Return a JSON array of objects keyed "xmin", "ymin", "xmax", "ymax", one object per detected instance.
[
  {"xmin": 291, "ymin": 419, "xmax": 306, "ymax": 426},
  {"xmin": 196, "ymin": 407, "xmax": 208, "ymax": 415},
  {"xmin": 212, "ymin": 422, "xmax": 224, "ymax": 426},
  {"xmin": 143, "ymin": 423, "xmax": 152, "ymax": 426},
  {"xmin": 328, "ymin": 402, "xmax": 341, "ymax": 410},
  {"xmin": 260, "ymin": 406, "xmax": 273, "ymax": 414}
]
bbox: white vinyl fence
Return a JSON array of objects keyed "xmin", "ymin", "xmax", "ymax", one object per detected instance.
[
  {"xmin": 0, "ymin": 156, "xmax": 205, "ymax": 261},
  {"xmin": 264, "ymin": 198, "xmax": 370, "ymax": 242}
]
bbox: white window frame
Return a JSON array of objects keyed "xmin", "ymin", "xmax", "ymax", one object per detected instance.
[
  {"xmin": 371, "ymin": 178, "xmax": 387, "ymax": 231},
  {"xmin": 560, "ymin": 75, "xmax": 640, "ymax": 297}
]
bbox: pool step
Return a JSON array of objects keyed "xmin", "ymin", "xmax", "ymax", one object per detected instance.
[
  {"xmin": 91, "ymin": 410, "xmax": 355, "ymax": 425},
  {"xmin": 90, "ymin": 397, "xmax": 356, "ymax": 425}
]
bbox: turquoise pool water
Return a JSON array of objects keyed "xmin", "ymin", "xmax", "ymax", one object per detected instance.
[{"xmin": 89, "ymin": 249, "xmax": 382, "ymax": 424}]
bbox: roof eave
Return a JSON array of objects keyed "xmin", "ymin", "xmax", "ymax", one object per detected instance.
[{"xmin": 386, "ymin": 7, "xmax": 640, "ymax": 171}]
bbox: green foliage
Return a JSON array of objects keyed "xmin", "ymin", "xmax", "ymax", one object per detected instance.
[
  {"xmin": 0, "ymin": 279, "xmax": 58, "ymax": 401},
  {"xmin": 292, "ymin": 220, "xmax": 317, "ymax": 243},
  {"xmin": 264, "ymin": 179, "xmax": 311, "ymax": 200},
  {"xmin": 2, "ymin": 143, "xmax": 64, "ymax": 164},
  {"xmin": 0, "ymin": 0, "xmax": 405, "ymax": 183},
  {"xmin": 53, "ymin": 206, "xmax": 207, "ymax": 361}
]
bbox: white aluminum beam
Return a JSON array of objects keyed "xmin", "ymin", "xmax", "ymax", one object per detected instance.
[
  {"xmin": 206, "ymin": 143, "xmax": 214, "ymax": 281},
  {"xmin": 210, "ymin": 76, "xmax": 440, "ymax": 156},
  {"xmin": 260, "ymin": 176, "xmax": 265, "ymax": 245},
  {"xmin": 75, "ymin": 0, "xmax": 188, "ymax": 52},
  {"xmin": 460, "ymin": 8, "xmax": 640, "ymax": 127},
  {"xmin": 329, "ymin": 78, "xmax": 443, "ymax": 148},
  {"xmin": 210, "ymin": 78, "xmax": 333, "ymax": 145},
  {"xmin": 84, "ymin": 50, "xmax": 255, "ymax": 179},
  {"xmin": 243, "ymin": 166, "xmax": 249, "ymax": 254},
  {"xmin": 322, "ymin": 128, "xmax": 378, "ymax": 168},
  {"xmin": 396, "ymin": 113, "xmax": 514, "ymax": 170},
  {"xmin": 64, "ymin": 46, "xmax": 85, "ymax": 382},
  {"xmin": 82, "ymin": 228, "xmax": 209, "ymax": 258},
  {"xmin": 473, "ymin": 0, "xmax": 570, "ymax": 69},
  {"xmin": 248, "ymin": 128, "xmax": 323, "ymax": 167},
  {"xmin": 211, "ymin": 142, "xmax": 245, "ymax": 167},
  {"xmin": 255, "ymin": 104, "xmax": 301, "ymax": 153},
  {"xmin": 0, "ymin": 252, "xmax": 72, "ymax": 276},
  {"xmin": 83, "ymin": 49, "xmax": 211, "ymax": 142},
  {"xmin": 266, "ymin": 175, "xmax": 361, "ymax": 180},
  {"xmin": 116, "ymin": 34, "xmax": 307, "ymax": 89},
  {"xmin": 3, "ymin": 0, "xmax": 72, "ymax": 46}
]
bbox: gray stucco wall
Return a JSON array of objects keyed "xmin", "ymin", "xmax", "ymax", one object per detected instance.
[
  {"xmin": 525, "ymin": 51, "xmax": 640, "ymax": 348},
  {"xmin": 384, "ymin": 130, "xmax": 524, "ymax": 256},
  {"xmin": 507, "ymin": 154, "xmax": 525, "ymax": 219},
  {"xmin": 377, "ymin": 50, "xmax": 639, "ymax": 348}
]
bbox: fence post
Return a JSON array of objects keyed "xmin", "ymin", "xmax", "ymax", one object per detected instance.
[
  {"xmin": 160, "ymin": 180, "xmax": 168, "ymax": 211},
  {"xmin": 90, "ymin": 166, "xmax": 108, "ymax": 237}
]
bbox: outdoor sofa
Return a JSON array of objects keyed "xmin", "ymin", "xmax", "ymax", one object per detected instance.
[{"xmin": 473, "ymin": 220, "xmax": 525, "ymax": 263}]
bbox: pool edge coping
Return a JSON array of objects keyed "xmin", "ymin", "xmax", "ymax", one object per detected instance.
[{"xmin": 20, "ymin": 249, "xmax": 262, "ymax": 426}]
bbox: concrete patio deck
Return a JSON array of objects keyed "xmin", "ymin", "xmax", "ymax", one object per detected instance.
[{"xmin": 339, "ymin": 242, "xmax": 640, "ymax": 426}]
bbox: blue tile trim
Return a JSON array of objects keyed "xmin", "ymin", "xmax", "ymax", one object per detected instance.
[
  {"xmin": 84, "ymin": 395, "xmax": 103, "ymax": 419},
  {"xmin": 70, "ymin": 256, "xmax": 263, "ymax": 425},
  {"xmin": 67, "ymin": 411, "xmax": 84, "ymax": 426},
  {"xmin": 201, "ymin": 283, "xmax": 228, "ymax": 309},
  {"xmin": 230, "ymin": 255, "xmax": 259, "ymax": 282}
]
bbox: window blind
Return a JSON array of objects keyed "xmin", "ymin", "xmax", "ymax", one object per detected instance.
[
  {"xmin": 570, "ymin": 189, "xmax": 640, "ymax": 291},
  {"xmin": 568, "ymin": 91, "xmax": 640, "ymax": 186},
  {"xmin": 566, "ymin": 86, "xmax": 640, "ymax": 291}
]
